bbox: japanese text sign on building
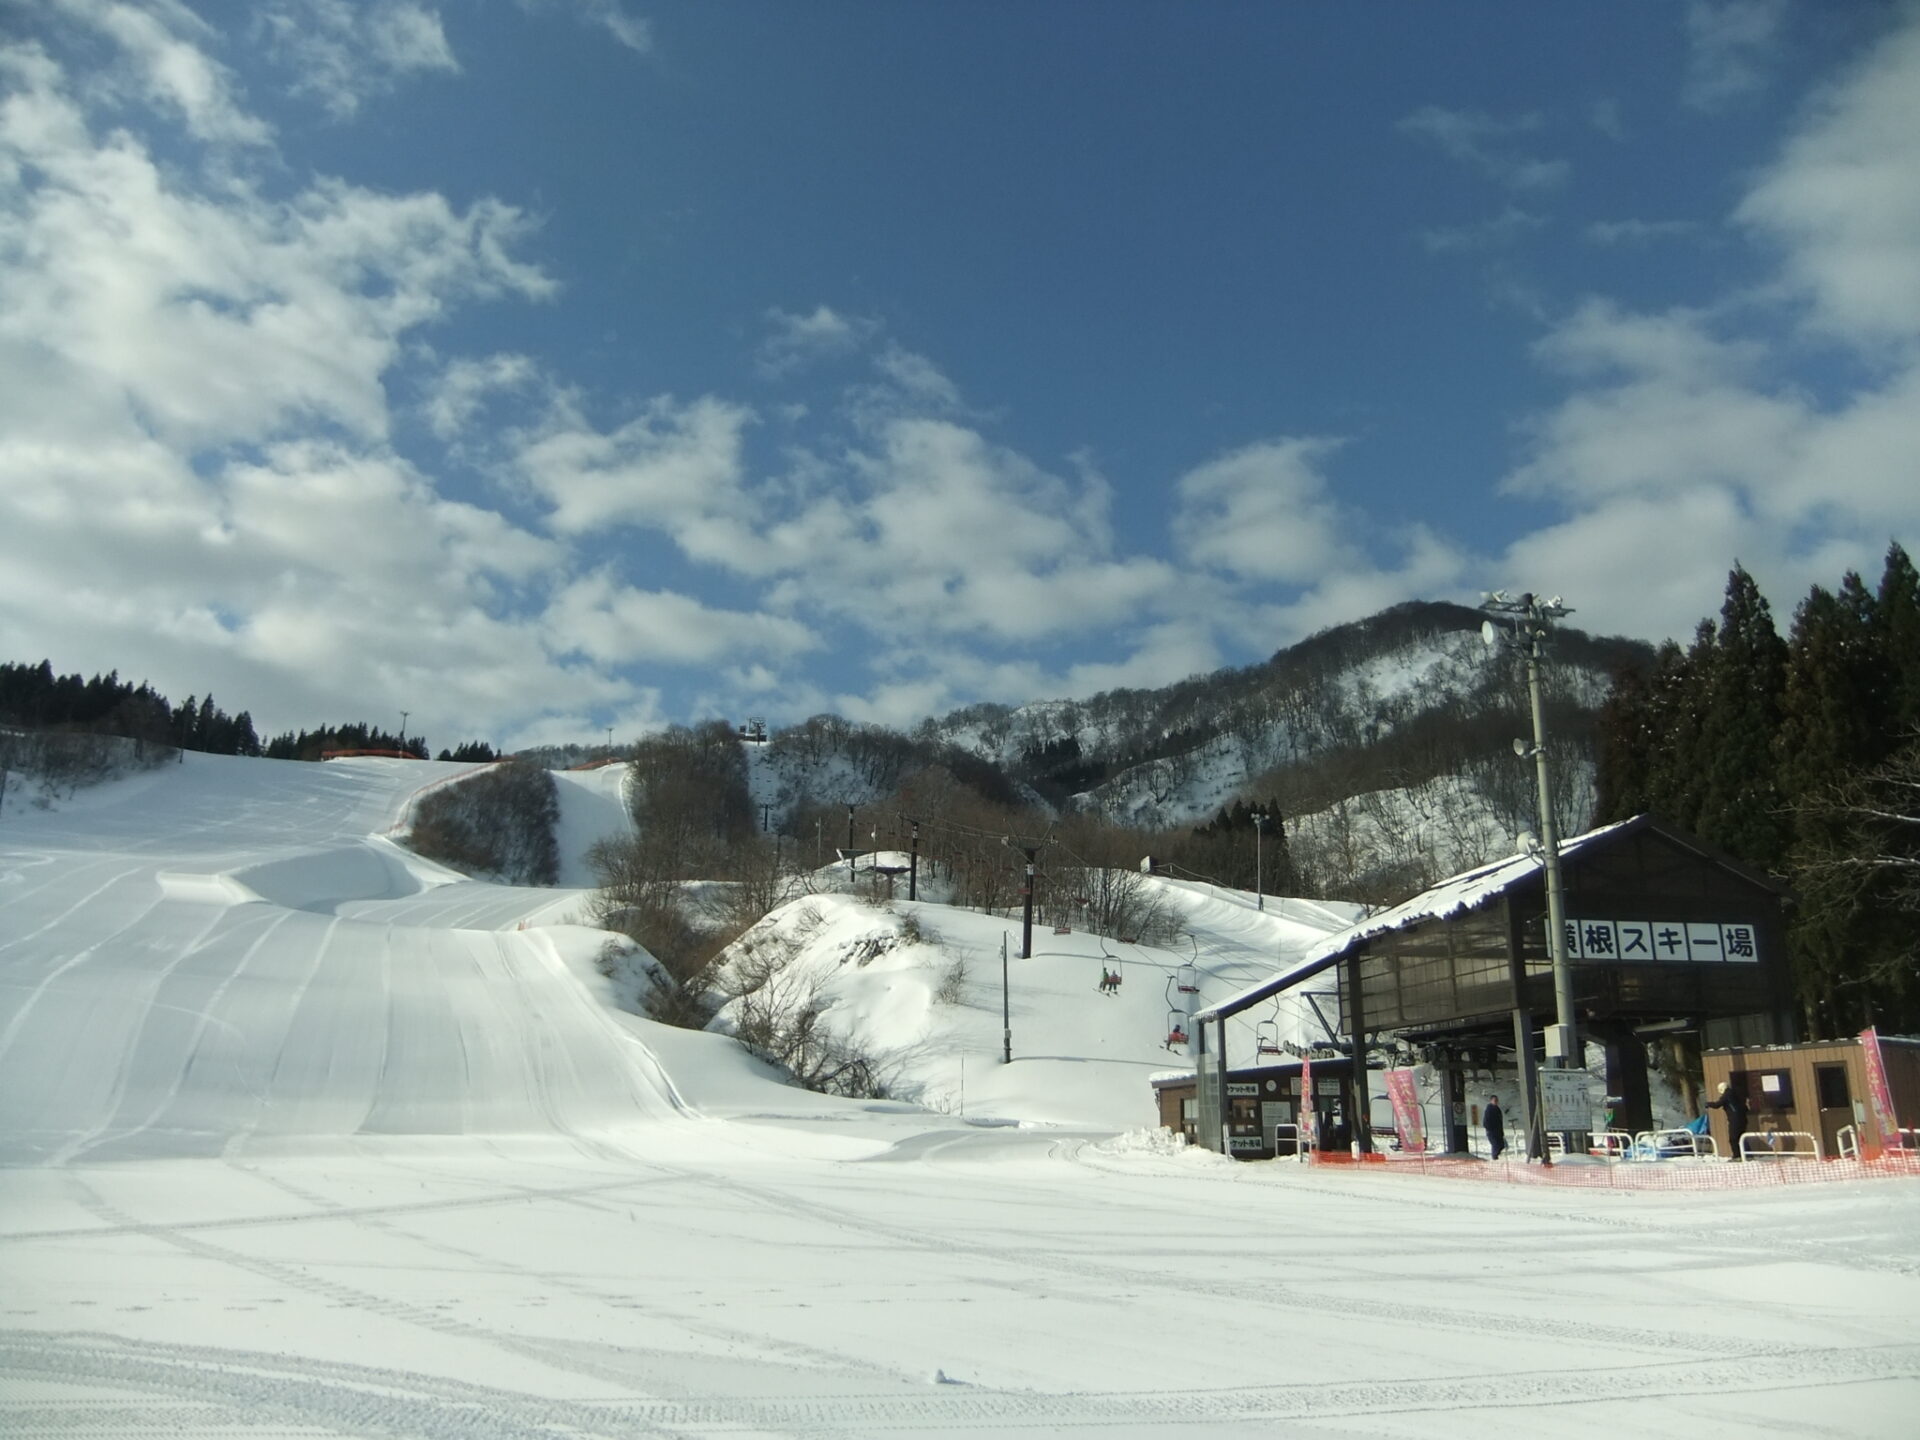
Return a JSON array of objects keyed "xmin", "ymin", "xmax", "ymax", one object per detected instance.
[{"xmin": 1556, "ymin": 918, "xmax": 1759, "ymax": 963}]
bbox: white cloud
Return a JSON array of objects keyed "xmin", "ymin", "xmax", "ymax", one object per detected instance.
[
  {"xmin": 1588, "ymin": 98, "xmax": 1628, "ymax": 142},
  {"xmin": 845, "ymin": 344, "xmax": 970, "ymax": 432},
  {"xmin": 1262, "ymin": 526, "xmax": 1474, "ymax": 647},
  {"xmin": 1734, "ymin": 14, "xmax": 1920, "ymax": 345},
  {"xmin": 816, "ymin": 418, "xmax": 1176, "ymax": 643},
  {"xmin": 1584, "ymin": 218, "xmax": 1706, "ymax": 248},
  {"xmin": 1683, "ymin": 0, "xmax": 1789, "ymax": 112},
  {"xmin": 1503, "ymin": 78, "xmax": 1920, "ymax": 657},
  {"xmin": 1398, "ymin": 106, "xmax": 1569, "ymax": 191},
  {"xmin": 423, "ymin": 352, "xmax": 542, "ymax": 440},
  {"xmin": 515, "ymin": 394, "xmax": 756, "ymax": 536},
  {"xmin": 515, "ymin": 1, "xmax": 652, "ymax": 55},
  {"xmin": 0, "ymin": 23, "xmax": 638, "ymax": 747},
  {"xmin": 1172, "ymin": 438, "xmax": 1358, "ymax": 585},
  {"xmin": 51, "ymin": 0, "xmax": 271, "ymax": 146},
  {"xmin": 0, "ymin": 50, "xmax": 551, "ymax": 451},
  {"xmin": 756, "ymin": 304, "xmax": 876, "ymax": 378},
  {"xmin": 256, "ymin": 1, "xmax": 459, "ymax": 120},
  {"xmin": 543, "ymin": 571, "xmax": 817, "ymax": 667},
  {"xmin": 0, "ymin": 422, "xmax": 616, "ymax": 746},
  {"xmin": 1505, "ymin": 301, "xmax": 1807, "ymax": 505},
  {"xmin": 1500, "ymin": 9, "xmax": 1920, "ymax": 634},
  {"xmin": 1419, "ymin": 206, "xmax": 1546, "ymax": 254},
  {"xmin": 578, "ymin": 0, "xmax": 652, "ymax": 53},
  {"xmin": 221, "ymin": 440, "xmax": 559, "ymax": 594}
]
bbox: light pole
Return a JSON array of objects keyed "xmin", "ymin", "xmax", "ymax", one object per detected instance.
[
  {"xmin": 399, "ymin": 710, "xmax": 409, "ymax": 752},
  {"xmin": 1481, "ymin": 591, "xmax": 1577, "ymax": 1071},
  {"xmin": 1252, "ymin": 811, "xmax": 1268, "ymax": 911}
]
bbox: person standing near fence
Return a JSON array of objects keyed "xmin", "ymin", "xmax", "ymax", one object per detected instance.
[
  {"xmin": 1484, "ymin": 1094, "xmax": 1506, "ymax": 1160},
  {"xmin": 1706, "ymin": 1080, "xmax": 1749, "ymax": 1159}
]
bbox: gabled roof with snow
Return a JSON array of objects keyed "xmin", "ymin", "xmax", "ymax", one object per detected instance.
[{"xmin": 1195, "ymin": 814, "xmax": 1779, "ymax": 1022}]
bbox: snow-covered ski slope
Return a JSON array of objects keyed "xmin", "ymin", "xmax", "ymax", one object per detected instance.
[
  {"xmin": 0, "ymin": 755, "xmax": 677, "ymax": 1164},
  {"xmin": 3, "ymin": 756, "xmax": 1917, "ymax": 1437}
]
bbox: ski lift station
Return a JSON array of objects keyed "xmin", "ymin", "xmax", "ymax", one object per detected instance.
[{"xmin": 1158, "ymin": 814, "xmax": 1800, "ymax": 1160}]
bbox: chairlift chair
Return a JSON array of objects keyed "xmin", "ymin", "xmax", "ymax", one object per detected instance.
[
  {"xmin": 1166, "ymin": 1009, "xmax": 1189, "ymax": 1049},
  {"xmin": 1256, "ymin": 1020, "xmax": 1282, "ymax": 1057},
  {"xmin": 1175, "ymin": 962, "xmax": 1199, "ymax": 995}
]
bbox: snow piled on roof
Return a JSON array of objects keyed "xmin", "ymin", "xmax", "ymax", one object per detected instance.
[{"xmin": 1201, "ymin": 816, "xmax": 1642, "ymax": 1019}]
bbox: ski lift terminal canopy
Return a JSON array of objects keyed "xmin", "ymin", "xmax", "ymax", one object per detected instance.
[{"xmin": 1194, "ymin": 814, "xmax": 1794, "ymax": 1045}]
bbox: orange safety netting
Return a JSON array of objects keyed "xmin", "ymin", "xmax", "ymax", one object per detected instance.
[{"xmin": 1318, "ymin": 1147, "xmax": 1920, "ymax": 1189}]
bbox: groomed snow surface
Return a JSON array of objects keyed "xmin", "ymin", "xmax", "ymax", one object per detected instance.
[{"xmin": 2, "ymin": 756, "xmax": 1916, "ymax": 1437}]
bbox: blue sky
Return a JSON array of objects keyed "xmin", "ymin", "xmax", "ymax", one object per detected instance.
[{"xmin": 3, "ymin": 2, "xmax": 1917, "ymax": 752}]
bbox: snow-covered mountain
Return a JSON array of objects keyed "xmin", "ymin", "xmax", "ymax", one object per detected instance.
[{"xmin": 737, "ymin": 600, "xmax": 1645, "ymax": 900}]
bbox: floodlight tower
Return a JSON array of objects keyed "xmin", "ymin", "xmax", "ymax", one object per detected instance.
[{"xmin": 1481, "ymin": 591, "xmax": 1577, "ymax": 1071}]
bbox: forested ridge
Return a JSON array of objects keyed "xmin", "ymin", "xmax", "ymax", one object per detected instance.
[
  {"xmin": 0, "ymin": 660, "xmax": 497, "ymax": 762},
  {"xmin": 1594, "ymin": 545, "xmax": 1920, "ymax": 1033}
]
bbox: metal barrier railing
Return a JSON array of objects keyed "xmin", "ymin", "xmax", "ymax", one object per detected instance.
[
  {"xmin": 1272, "ymin": 1123, "xmax": 1308, "ymax": 1163},
  {"xmin": 1632, "ymin": 1128, "xmax": 1720, "ymax": 1159},
  {"xmin": 1836, "ymin": 1124, "xmax": 1860, "ymax": 1161},
  {"xmin": 1592, "ymin": 1129, "xmax": 1636, "ymax": 1159},
  {"xmin": 1740, "ymin": 1130, "xmax": 1821, "ymax": 1160}
]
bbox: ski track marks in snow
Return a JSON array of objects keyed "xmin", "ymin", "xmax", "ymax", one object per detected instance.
[{"xmin": 5, "ymin": 1326, "xmax": 1916, "ymax": 1438}]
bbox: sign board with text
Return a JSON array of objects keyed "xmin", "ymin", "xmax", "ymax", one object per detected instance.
[
  {"xmin": 1539, "ymin": 1069, "xmax": 1595, "ymax": 1132},
  {"xmin": 1557, "ymin": 918, "xmax": 1760, "ymax": 963}
]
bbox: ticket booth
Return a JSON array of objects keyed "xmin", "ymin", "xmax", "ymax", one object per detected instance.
[
  {"xmin": 1704, "ymin": 1034, "xmax": 1920, "ymax": 1157},
  {"xmin": 1153, "ymin": 1058, "xmax": 1369, "ymax": 1160}
]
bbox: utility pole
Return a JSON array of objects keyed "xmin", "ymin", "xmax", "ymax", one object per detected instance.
[
  {"xmin": 908, "ymin": 818, "xmax": 921, "ymax": 902},
  {"xmin": 1252, "ymin": 811, "xmax": 1268, "ymax": 911},
  {"xmin": 1482, "ymin": 590, "xmax": 1582, "ymax": 1146},
  {"xmin": 399, "ymin": 710, "xmax": 409, "ymax": 750},
  {"xmin": 846, "ymin": 803, "xmax": 857, "ymax": 877},
  {"xmin": 1001, "ymin": 932, "xmax": 1012, "ymax": 1064}
]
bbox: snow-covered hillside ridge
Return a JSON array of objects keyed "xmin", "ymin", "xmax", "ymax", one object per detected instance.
[
  {"xmin": 701, "ymin": 859, "xmax": 1364, "ymax": 1130},
  {"xmin": 714, "ymin": 602, "xmax": 1641, "ymax": 861},
  {"xmin": 917, "ymin": 600, "xmax": 1639, "ymax": 832}
]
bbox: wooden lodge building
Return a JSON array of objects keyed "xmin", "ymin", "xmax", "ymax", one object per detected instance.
[{"xmin": 1180, "ymin": 815, "xmax": 1798, "ymax": 1159}]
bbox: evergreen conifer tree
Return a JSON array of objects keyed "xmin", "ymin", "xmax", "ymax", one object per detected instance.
[
  {"xmin": 1641, "ymin": 628, "xmax": 1711, "ymax": 833},
  {"xmin": 1874, "ymin": 541, "xmax": 1920, "ymax": 737},
  {"xmin": 1694, "ymin": 566, "xmax": 1788, "ymax": 871}
]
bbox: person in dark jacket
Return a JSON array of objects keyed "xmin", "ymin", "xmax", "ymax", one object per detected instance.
[
  {"xmin": 1705, "ymin": 1080, "xmax": 1750, "ymax": 1159},
  {"xmin": 1484, "ymin": 1095, "xmax": 1506, "ymax": 1160}
]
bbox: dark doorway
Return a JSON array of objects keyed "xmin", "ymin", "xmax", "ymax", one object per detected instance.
[{"xmin": 1814, "ymin": 1064, "xmax": 1852, "ymax": 1157}]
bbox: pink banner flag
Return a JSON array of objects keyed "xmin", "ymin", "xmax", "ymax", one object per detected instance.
[
  {"xmin": 1385, "ymin": 1068, "xmax": 1425, "ymax": 1153},
  {"xmin": 1860, "ymin": 1027, "xmax": 1904, "ymax": 1151},
  {"xmin": 1299, "ymin": 1056, "xmax": 1318, "ymax": 1153}
]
